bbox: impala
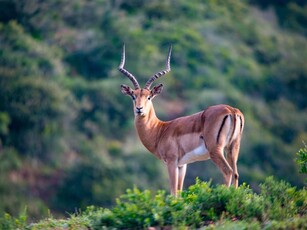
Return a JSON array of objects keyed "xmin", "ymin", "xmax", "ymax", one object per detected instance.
[{"xmin": 118, "ymin": 44, "xmax": 244, "ymax": 195}]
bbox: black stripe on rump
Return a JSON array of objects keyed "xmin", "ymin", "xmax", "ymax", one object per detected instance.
[
  {"xmin": 239, "ymin": 115, "xmax": 243, "ymax": 133},
  {"xmin": 216, "ymin": 115, "xmax": 229, "ymax": 144}
]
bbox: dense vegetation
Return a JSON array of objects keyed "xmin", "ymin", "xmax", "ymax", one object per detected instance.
[
  {"xmin": 0, "ymin": 0, "xmax": 306, "ymax": 224},
  {"xmin": 1, "ymin": 177, "xmax": 306, "ymax": 229}
]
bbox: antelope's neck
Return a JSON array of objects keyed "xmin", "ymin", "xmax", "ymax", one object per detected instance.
[{"xmin": 134, "ymin": 107, "xmax": 165, "ymax": 154}]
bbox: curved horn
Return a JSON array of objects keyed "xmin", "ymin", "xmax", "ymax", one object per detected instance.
[
  {"xmin": 144, "ymin": 45, "xmax": 172, "ymax": 90},
  {"xmin": 118, "ymin": 44, "xmax": 140, "ymax": 89}
]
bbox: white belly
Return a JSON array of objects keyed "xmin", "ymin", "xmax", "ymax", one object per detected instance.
[{"xmin": 178, "ymin": 141, "xmax": 210, "ymax": 166}]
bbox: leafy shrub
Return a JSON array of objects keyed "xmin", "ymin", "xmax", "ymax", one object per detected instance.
[
  {"xmin": 296, "ymin": 142, "xmax": 307, "ymax": 174},
  {"xmin": 112, "ymin": 188, "xmax": 155, "ymax": 228},
  {"xmin": 183, "ymin": 179, "xmax": 231, "ymax": 221},
  {"xmin": 226, "ymin": 184, "xmax": 265, "ymax": 221},
  {"xmin": 84, "ymin": 206, "xmax": 115, "ymax": 229},
  {"xmin": 264, "ymin": 216, "xmax": 307, "ymax": 230},
  {"xmin": 86, "ymin": 177, "xmax": 306, "ymax": 228},
  {"xmin": 1, "ymin": 177, "xmax": 306, "ymax": 229},
  {"xmin": 260, "ymin": 176, "xmax": 304, "ymax": 220},
  {"xmin": 205, "ymin": 219, "xmax": 261, "ymax": 230},
  {"xmin": 0, "ymin": 210, "xmax": 27, "ymax": 230},
  {"xmin": 29, "ymin": 213, "xmax": 91, "ymax": 230}
]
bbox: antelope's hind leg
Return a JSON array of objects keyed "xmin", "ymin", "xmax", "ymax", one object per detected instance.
[
  {"xmin": 209, "ymin": 146, "xmax": 233, "ymax": 187},
  {"xmin": 226, "ymin": 138, "xmax": 241, "ymax": 188}
]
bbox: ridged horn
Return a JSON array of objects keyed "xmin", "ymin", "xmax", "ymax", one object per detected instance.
[
  {"xmin": 118, "ymin": 44, "xmax": 140, "ymax": 89},
  {"xmin": 144, "ymin": 45, "xmax": 172, "ymax": 90}
]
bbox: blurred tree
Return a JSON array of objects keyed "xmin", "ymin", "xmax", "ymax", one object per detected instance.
[
  {"xmin": 0, "ymin": 21, "xmax": 69, "ymax": 159},
  {"xmin": 250, "ymin": 0, "xmax": 307, "ymax": 35}
]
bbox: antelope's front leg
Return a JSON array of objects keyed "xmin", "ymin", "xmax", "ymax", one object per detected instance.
[
  {"xmin": 178, "ymin": 164, "xmax": 187, "ymax": 192},
  {"xmin": 166, "ymin": 162, "xmax": 179, "ymax": 196}
]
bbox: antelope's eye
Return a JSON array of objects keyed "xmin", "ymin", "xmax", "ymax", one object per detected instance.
[
  {"xmin": 132, "ymin": 95, "xmax": 136, "ymax": 100},
  {"xmin": 147, "ymin": 96, "xmax": 151, "ymax": 100}
]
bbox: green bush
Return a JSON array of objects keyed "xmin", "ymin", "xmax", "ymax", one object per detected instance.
[
  {"xmin": 296, "ymin": 143, "xmax": 307, "ymax": 174},
  {"xmin": 260, "ymin": 176, "xmax": 305, "ymax": 220},
  {"xmin": 2, "ymin": 177, "xmax": 306, "ymax": 229},
  {"xmin": 264, "ymin": 216, "xmax": 307, "ymax": 230},
  {"xmin": 0, "ymin": 210, "xmax": 27, "ymax": 230},
  {"xmin": 85, "ymin": 177, "xmax": 306, "ymax": 228},
  {"xmin": 226, "ymin": 185, "xmax": 265, "ymax": 221},
  {"xmin": 112, "ymin": 188, "xmax": 155, "ymax": 228}
]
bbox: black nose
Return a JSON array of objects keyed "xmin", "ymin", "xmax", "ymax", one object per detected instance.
[{"xmin": 136, "ymin": 107, "xmax": 143, "ymax": 114}]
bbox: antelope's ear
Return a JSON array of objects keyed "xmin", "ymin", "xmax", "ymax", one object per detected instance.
[
  {"xmin": 150, "ymin": 84, "xmax": 163, "ymax": 98},
  {"xmin": 121, "ymin": 84, "xmax": 133, "ymax": 96}
]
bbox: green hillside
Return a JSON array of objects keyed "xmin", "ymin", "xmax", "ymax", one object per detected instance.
[{"xmin": 0, "ymin": 0, "xmax": 306, "ymax": 219}]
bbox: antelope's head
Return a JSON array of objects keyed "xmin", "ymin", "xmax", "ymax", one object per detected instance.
[{"xmin": 118, "ymin": 44, "xmax": 172, "ymax": 117}]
